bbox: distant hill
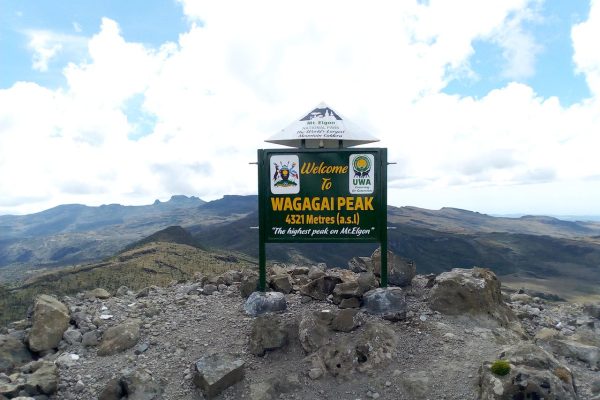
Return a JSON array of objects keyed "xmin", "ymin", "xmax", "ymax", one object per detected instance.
[
  {"xmin": 122, "ymin": 225, "xmax": 199, "ymax": 252},
  {"xmin": 0, "ymin": 195, "xmax": 256, "ymax": 276},
  {"xmin": 0, "ymin": 242, "xmax": 256, "ymax": 326}
]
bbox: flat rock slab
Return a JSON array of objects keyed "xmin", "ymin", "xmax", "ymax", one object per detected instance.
[
  {"xmin": 243, "ymin": 292, "xmax": 287, "ymax": 316},
  {"xmin": 193, "ymin": 354, "xmax": 244, "ymax": 399}
]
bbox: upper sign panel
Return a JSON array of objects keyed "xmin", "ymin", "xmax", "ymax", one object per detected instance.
[{"xmin": 265, "ymin": 102, "xmax": 379, "ymax": 148}]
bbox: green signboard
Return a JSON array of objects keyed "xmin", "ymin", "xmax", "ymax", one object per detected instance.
[{"xmin": 257, "ymin": 148, "xmax": 388, "ymax": 289}]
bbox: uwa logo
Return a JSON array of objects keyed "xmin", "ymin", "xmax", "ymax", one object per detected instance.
[{"xmin": 349, "ymin": 154, "xmax": 374, "ymax": 194}]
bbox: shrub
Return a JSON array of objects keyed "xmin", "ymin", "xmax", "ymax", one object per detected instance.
[{"xmin": 490, "ymin": 360, "xmax": 511, "ymax": 376}]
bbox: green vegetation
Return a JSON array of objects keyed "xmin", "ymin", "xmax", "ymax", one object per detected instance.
[
  {"xmin": 0, "ymin": 242, "xmax": 256, "ymax": 327},
  {"xmin": 490, "ymin": 360, "xmax": 511, "ymax": 376}
]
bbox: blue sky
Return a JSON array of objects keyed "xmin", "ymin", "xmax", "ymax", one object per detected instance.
[{"xmin": 1, "ymin": 0, "xmax": 600, "ymax": 216}]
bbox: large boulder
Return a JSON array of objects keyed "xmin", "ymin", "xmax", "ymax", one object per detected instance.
[
  {"xmin": 299, "ymin": 276, "xmax": 342, "ymax": 301},
  {"xmin": 332, "ymin": 282, "xmax": 362, "ymax": 305},
  {"xmin": 428, "ymin": 267, "xmax": 518, "ymax": 328},
  {"xmin": 548, "ymin": 339, "xmax": 600, "ymax": 369},
  {"xmin": 249, "ymin": 315, "xmax": 289, "ymax": 356},
  {"xmin": 99, "ymin": 369, "xmax": 164, "ymax": 400},
  {"xmin": 370, "ymin": 248, "xmax": 416, "ymax": 287},
  {"xmin": 23, "ymin": 362, "xmax": 59, "ymax": 396},
  {"xmin": 269, "ymin": 274, "xmax": 293, "ymax": 294},
  {"xmin": 97, "ymin": 319, "xmax": 141, "ymax": 356},
  {"xmin": 243, "ymin": 292, "xmax": 287, "ymax": 316},
  {"xmin": 347, "ymin": 256, "xmax": 370, "ymax": 273},
  {"xmin": 0, "ymin": 334, "xmax": 32, "ymax": 373},
  {"xmin": 479, "ymin": 343, "xmax": 577, "ymax": 399},
  {"xmin": 298, "ymin": 311, "xmax": 334, "ymax": 354},
  {"xmin": 27, "ymin": 295, "xmax": 70, "ymax": 352},
  {"xmin": 362, "ymin": 287, "xmax": 407, "ymax": 321},
  {"xmin": 193, "ymin": 354, "xmax": 245, "ymax": 399}
]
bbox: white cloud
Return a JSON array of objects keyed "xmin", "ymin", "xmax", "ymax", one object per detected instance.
[
  {"xmin": 26, "ymin": 29, "xmax": 86, "ymax": 72},
  {"xmin": 1, "ymin": 1, "xmax": 600, "ymax": 216},
  {"xmin": 572, "ymin": 0, "xmax": 600, "ymax": 96}
]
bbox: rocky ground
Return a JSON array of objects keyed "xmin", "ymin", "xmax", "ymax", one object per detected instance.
[{"xmin": 1, "ymin": 252, "xmax": 600, "ymax": 399}]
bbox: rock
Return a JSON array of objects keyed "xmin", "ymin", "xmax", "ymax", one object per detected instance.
[
  {"xmin": 249, "ymin": 315, "xmax": 288, "ymax": 356},
  {"xmin": 299, "ymin": 276, "xmax": 342, "ymax": 301},
  {"xmin": 0, "ymin": 335, "xmax": 32, "ymax": 373},
  {"xmin": 331, "ymin": 309, "xmax": 360, "ymax": 332},
  {"xmin": 357, "ymin": 272, "xmax": 379, "ymax": 293},
  {"xmin": 269, "ymin": 274, "xmax": 292, "ymax": 294},
  {"xmin": 289, "ymin": 266, "xmax": 309, "ymax": 276},
  {"xmin": 584, "ymin": 303, "xmax": 600, "ymax": 319},
  {"xmin": 116, "ymin": 286, "xmax": 130, "ymax": 296},
  {"xmin": 193, "ymin": 354, "xmax": 244, "ymax": 399},
  {"xmin": 249, "ymin": 373, "xmax": 300, "ymax": 400},
  {"xmin": 62, "ymin": 329, "xmax": 82, "ymax": 345},
  {"xmin": 23, "ymin": 362, "xmax": 58, "ymax": 395},
  {"xmin": 0, "ymin": 382, "xmax": 21, "ymax": 397},
  {"xmin": 591, "ymin": 378, "xmax": 600, "ymax": 394},
  {"xmin": 339, "ymin": 297, "xmax": 361, "ymax": 309},
  {"xmin": 84, "ymin": 288, "xmax": 111, "ymax": 299},
  {"xmin": 317, "ymin": 322, "xmax": 397, "ymax": 378},
  {"xmin": 429, "ymin": 267, "xmax": 518, "ymax": 328},
  {"xmin": 97, "ymin": 319, "xmax": 141, "ymax": 356},
  {"xmin": 298, "ymin": 312, "xmax": 332, "ymax": 353},
  {"xmin": 534, "ymin": 328, "xmax": 561, "ymax": 342},
  {"xmin": 222, "ymin": 270, "xmax": 242, "ymax": 285},
  {"xmin": 121, "ymin": 369, "xmax": 164, "ymax": 399},
  {"xmin": 27, "ymin": 295, "xmax": 70, "ymax": 352},
  {"xmin": 81, "ymin": 331, "xmax": 98, "ymax": 347},
  {"xmin": 478, "ymin": 343, "xmax": 577, "ymax": 399},
  {"xmin": 56, "ymin": 352, "xmax": 79, "ymax": 368},
  {"xmin": 134, "ymin": 342, "xmax": 149, "ymax": 355},
  {"xmin": 348, "ymin": 256, "xmax": 370, "ymax": 273},
  {"xmin": 549, "ymin": 339, "xmax": 600, "ymax": 368},
  {"xmin": 240, "ymin": 275, "xmax": 259, "ymax": 298},
  {"xmin": 243, "ymin": 292, "xmax": 287, "ymax": 316},
  {"xmin": 370, "ymin": 248, "xmax": 416, "ymax": 287},
  {"xmin": 332, "ymin": 281, "xmax": 362, "ymax": 305},
  {"xmin": 98, "ymin": 378, "xmax": 123, "ymax": 400},
  {"xmin": 99, "ymin": 369, "xmax": 163, "ymax": 400},
  {"xmin": 202, "ymin": 284, "xmax": 218, "ymax": 295},
  {"xmin": 362, "ymin": 287, "xmax": 407, "ymax": 321},
  {"xmin": 307, "ymin": 266, "xmax": 325, "ymax": 280}
]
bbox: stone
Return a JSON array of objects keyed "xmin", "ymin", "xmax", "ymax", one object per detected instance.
[
  {"xmin": 318, "ymin": 322, "xmax": 397, "ymax": 378},
  {"xmin": 534, "ymin": 328, "xmax": 561, "ymax": 342},
  {"xmin": 269, "ymin": 274, "xmax": 293, "ymax": 294},
  {"xmin": 428, "ymin": 267, "xmax": 518, "ymax": 328},
  {"xmin": 62, "ymin": 329, "xmax": 82, "ymax": 345},
  {"xmin": 362, "ymin": 287, "xmax": 407, "ymax": 321},
  {"xmin": 222, "ymin": 270, "xmax": 242, "ymax": 285},
  {"xmin": 249, "ymin": 315, "xmax": 288, "ymax": 356},
  {"xmin": 240, "ymin": 275, "xmax": 259, "ymax": 298},
  {"xmin": 549, "ymin": 339, "xmax": 600, "ymax": 368},
  {"xmin": 308, "ymin": 368, "xmax": 323, "ymax": 380},
  {"xmin": 121, "ymin": 369, "xmax": 164, "ymax": 399},
  {"xmin": 584, "ymin": 303, "xmax": 600, "ymax": 319},
  {"xmin": 348, "ymin": 256, "xmax": 371, "ymax": 273},
  {"xmin": 249, "ymin": 373, "xmax": 300, "ymax": 400},
  {"xmin": 357, "ymin": 272, "xmax": 379, "ymax": 293},
  {"xmin": 332, "ymin": 281, "xmax": 362, "ymax": 304},
  {"xmin": 0, "ymin": 335, "xmax": 32, "ymax": 373},
  {"xmin": 23, "ymin": 362, "xmax": 58, "ymax": 395},
  {"xmin": 299, "ymin": 276, "xmax": 342, "ymax": 301},
  {"xmin": 331, "ymin": 309, "xmax": 360, "ymax": 332},
  {"xmin": 307, "ymin": 266, "xmax": 325, "ymax": 280},
  {"xmin": 202, "ymin": 284, "xmax": 218, "ymax": 295},
  {"xmin": 244, "ymin": 292, "xmax": 287, "ymax": 316},
  {"xmin": 298, "ymin": 312, "xmax": 331, "ymax": 353},
  {"xmin": 81, "ymin": 331, "xmax": 98, "ymax": 347},
  {"xmin": 116, "ymin": 286, "xmax": 130, "ymax": 296},
  {"xmin": 289, "ymin": 266, "xmax": 309, "ymax": 276},
  {"xmin": 55, "ymin": 353, "xmax": 79, "ymax": 368},
  {"xmin": 97, "ymin": 319, "xmax": 141, "ymax": 356},
  {"xmin": 591, "ymin": 378, "xmax": 600, "ymax": 394},
  {"xmin": 478, "ymin": 343, "xmax": 577, "ymax": 399},
  {"xmin": 84, "ymin": 288, "xmax": 111, "ymax": 299},
  {"xmin": 134, "ymin": 342, "xmax": 149, "ymax": 355},
  {"xmin": 370, "ymin": 248, "xmax": 416, "ymax": 287},
  {"xmin": 193, "ymin": 354, "xmax": 244, "ymax": 399},
  {"xmin": 339, "ymin": 297, "xmax": 361, "ymax": 309},
  {"xmin": 27, "ymin": 295, "xmax": 70, "ymax": 352},
  {"xmin": 98, "ymin": 378, "xmax": 123, "ymax": 400}
]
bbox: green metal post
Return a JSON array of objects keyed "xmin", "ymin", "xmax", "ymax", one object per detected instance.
[
  {"xmin": 380, "ymin": 149, "xmax": 388, "ymax": 287},
  {"xmin": 257, "ymin": 149, "xmax": 266, "ymax": 292}
]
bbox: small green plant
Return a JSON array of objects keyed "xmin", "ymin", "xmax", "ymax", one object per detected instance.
[{"xmin": 490, "ymin": 360, "xmax": 511, "ymax": 376}]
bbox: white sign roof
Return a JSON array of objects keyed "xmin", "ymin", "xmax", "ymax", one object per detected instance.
[{"xmin": 265, "ymin": 102, "xmax": 379, "ymax": 148}]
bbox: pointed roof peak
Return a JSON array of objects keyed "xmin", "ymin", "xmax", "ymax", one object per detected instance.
[{"xmin": 266, "ymin": 103, "xmax": 379, "ymax": 148}]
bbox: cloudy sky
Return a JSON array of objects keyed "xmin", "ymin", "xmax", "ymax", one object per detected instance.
[{"xmin": 1, "ymin": 0, "xmax": 599, "ymax": 216}]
